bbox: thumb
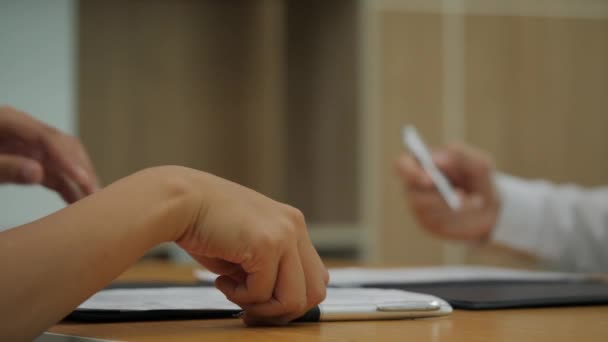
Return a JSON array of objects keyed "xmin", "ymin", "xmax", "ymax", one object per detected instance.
[{"xmin": 0, "ymin": 155, "xmax": 44, "ymax": 184}]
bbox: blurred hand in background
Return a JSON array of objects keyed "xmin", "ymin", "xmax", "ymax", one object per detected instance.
[
  {"xmin": 395, "ymin": 143, "xmax": 500, "ymax": 241},
  {"xmin": 0, "ymin": 105, "xmax": 98, "ymax": 202}
]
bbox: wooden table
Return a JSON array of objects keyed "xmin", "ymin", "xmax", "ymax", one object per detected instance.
[{"xmin": 50, "ymin": 261, "xmax": 608, "ymax": 341}]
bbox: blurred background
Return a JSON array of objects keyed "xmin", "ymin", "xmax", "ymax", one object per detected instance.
[{"xmin": 1, "ymin": 0, "xmax": 608, "ymax": 268}]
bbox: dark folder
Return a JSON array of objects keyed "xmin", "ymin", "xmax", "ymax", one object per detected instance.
[
  {"xmin": 361, "ymin": 279, "xmax": 608, "ymax": 310},
  {"xmin": 66, "ymin": 282, "xmax": 234, "ymax": 322}
]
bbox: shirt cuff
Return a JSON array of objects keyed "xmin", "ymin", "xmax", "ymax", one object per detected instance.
[{"xmin": 490, "ymin": 173, "xmax": 547, "ymax": 255}]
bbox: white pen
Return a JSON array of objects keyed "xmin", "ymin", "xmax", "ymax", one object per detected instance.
[
  {"xmin": 402, "ymin": 125, "xmax": 461, "ymax": 211},
  {"xmin": 242, "ymin": 300, "xmax": 444, "ymax": 322},
  {"xmin": 316, "ymin": 300, "xmax": 443, "ymax": 321}
]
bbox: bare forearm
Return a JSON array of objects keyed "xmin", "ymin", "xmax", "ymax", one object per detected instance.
[{"xmin": 0, "ymin": 166, "xmax": 193, "ymax": 340}]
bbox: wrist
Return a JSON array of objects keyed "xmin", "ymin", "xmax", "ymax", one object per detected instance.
[
  {"xmin": 478, "ymin": 179, "xmax": 501, "ymax": 241},
  {"xmin": 130, "ymin": 166, "xmax": 200, "ymax": 244}
]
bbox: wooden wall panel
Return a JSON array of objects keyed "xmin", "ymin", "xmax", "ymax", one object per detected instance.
[
  {"xmin": 78, "ymin": 0, "xmax": 286, "ymax": 198},
  {"xmin": 286, "ymin": 0, "xmax": 359, "ymax": 223},
  {"xmin": 466, "ymin": 15, "xmax": 608, "ymax": 186},
  {"xmin": 371, "ymin": 3, "xmax": 608, "ymax": 265},
  {"xmin": 78, "ymin": 0, "xmax": 362, "ymax": 257},
  {"xmin": 376, "ymin": 11, "xmax": 446, "ymax": 264},
  {"xmin": 464, "ymin": 15, "xmax": 608, "ymax": 266}
]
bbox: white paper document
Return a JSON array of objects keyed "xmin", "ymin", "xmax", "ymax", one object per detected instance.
[
  {"xmin": 78, "ymin": 287, "xmax": 452, "ymax": 321},
  {"xmin": 324, "ymin": 265, "xmax": 592, "ymax": 286},
  {"xmin": 79, "ymin": 287, "xmax": 240, "ymax": 311},
  {"xmin": 195, "ymin": 265, "xmax": 593, "ymax": 287}
]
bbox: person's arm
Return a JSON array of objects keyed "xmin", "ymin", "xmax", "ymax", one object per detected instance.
[
  {"xmin": 395, "ymin": 143, "xmax": 608, "ymax": 271},
  {"xmin": 0, "ymin": 167, "xmax": 178, "ymax": 340},
  {"xmin": 0, "ymin": 166, "xmax": 328, "ymax": 341},
  {"xmin": 492, "ymin": 173, "xmax": 608, "ymax": 271},
  {"xmin": 395, "ymin": 143, "xmax": 500, "ymax": 241}
]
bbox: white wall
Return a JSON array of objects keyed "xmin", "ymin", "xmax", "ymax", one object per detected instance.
[{"xmin": 0, "ymin": 0, "xmax": 75, "ymax": 229}]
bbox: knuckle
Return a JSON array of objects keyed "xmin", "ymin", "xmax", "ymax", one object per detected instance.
[
  {"xmin": 155, "ymin": 167, "xmax": 192, "ymax": 201},
  {"xmin": 290, "ymin": 207, "xmax": 306, "ymax": 225},
  {"xmin": 280, "ymin": 296, "xmax": 306, "ymax": 314},
  {"xmin": 308, "ymin": 286, "xmax": 327, "ymax": 305},
  {"xmin": 253, "ymin": 229, "xmax": 281, "ymax": 251},
  {"xmin": 285, "ymin": 206, "xmax": 306, "ymax": 228},
  {"xmin": 276, "ymin": 220, "xmax": 297, "ymax": 242},
  {"xmin": 284, "ymin": 207, "xmax": 306, "ymax": 234}
]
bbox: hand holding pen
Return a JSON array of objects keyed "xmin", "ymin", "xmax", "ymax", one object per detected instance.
[{"xmin": 396, "ymin": 126, "xmax": 500, "ymax": 241}]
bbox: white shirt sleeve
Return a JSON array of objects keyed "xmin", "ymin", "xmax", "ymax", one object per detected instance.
[{"xmin": 491, "ymin": 173, "xmax": 608, "ymax": 272}]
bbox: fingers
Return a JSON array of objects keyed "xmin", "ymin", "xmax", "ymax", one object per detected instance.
[
  {"xmin": 398, "ymin": 144, "xmax": 493, "ymax": 194},
  {"xmin": 0, "ymin": 106, "xmax": 99, "ymax": 201},
  {"xmin": 215, "ymin": 243, "xmax": 279, "ymax": 306},
  {"xmin": 212, "ymin": 209, "xmax": 327, "ymax": 326},
  {"xmin": 294, "ymin": 214, "xmax": 329, "ymax": 315},
  {"xmin": 294, "ymin": 238, "xmax": 328, "ymax": 314},
  {"xmin": 69, "ymin": 138, "xmax": 99, "ymax": 193},
  {"xmin": 179, "ymin": 172, "xmax": 329, "ymax": 326},
  {"xmin": 439, "ymin": 144, "xmax": 495, "ymax": 194},
  {"xmin": 43, "ymin": 132, "xmax": 99, "ymax": 197},
  {"xmin": 242, "ymin": 214, "xmax": 327, "ymax": 325},
  {"xmin": 42, "ymin": 172, "xmax": 85, "ymax": 204},
  {"xmin": 240, "ymin": 246, "xmax": 307, "ymax": 325},
  {"xmin": 0, "ymin": 154, "xmax": 44, "ymax": 184},
  {"xmin": 0, "ymin": 132, "xmax": 93, "ymax": 202},
  {"xmin": 410, "ymin": 189, "xmax": 493, "ymax": 240},
  {"xmin": 440, "ymin": 144, "xmax": 488, "ymax": 174},
  {"xmin": 192, "ymin": 255, "xmax": 243, "ymax": 278},
  {"xmin": 395, "ymin": 154, "xmax": 433, "ymax": 190}
]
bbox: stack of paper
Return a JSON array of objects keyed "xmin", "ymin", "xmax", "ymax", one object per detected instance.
[
  {"xmin": 78, "ymin": 287, "xmax": 452, "ymax": 321},
  {"xmin": 195, "ymin": 265, "xmax": 593, "ymax": 287}
]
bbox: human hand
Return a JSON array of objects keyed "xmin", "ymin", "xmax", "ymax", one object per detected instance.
[
  {"xmin": 395, "ymin": 143, "xmax": 500, "ymax": 241},
  {"xmin": 170, "ymin": 168, "xmax": 329, "ymax": 325},
  {"xmin": 0, "ymin": 105, "xmax": 98, "ymax": 202}
]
